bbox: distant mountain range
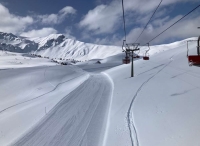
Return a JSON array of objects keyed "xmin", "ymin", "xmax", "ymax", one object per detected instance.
[{"xmin": 0, "ymin": 32, "xmax": 122, "ymax": 61}]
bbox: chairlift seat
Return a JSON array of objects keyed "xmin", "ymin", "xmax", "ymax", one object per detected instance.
[
  {"xmin": 122, "ymin": 58, "xmax": 130, "ymax": 64},
  {"xmin": 136, "ymin": 55, "xmax": 140, "ymax": 58},
  {"xmin": 133, "ymin": 55, "xmax": 140, "ymax": 58},
  {"xmin": 188, "ymin": 55, "xmax": 200, "ymax": 65},
  {"xmin": 143, "ymin": 56, "xmax": 149, "ymax": 60}
]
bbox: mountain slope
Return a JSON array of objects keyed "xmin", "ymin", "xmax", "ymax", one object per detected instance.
[
  {"xmin": 0, "ymin": 36, "xmax": 200, "ymax": 146},
  {"xmin": 104, "ymin": 39, "xmax": 200, "ymax": 146},
  {"xmin": 0, "ymin": 32, "xmax": 122, "ymax": 61}
]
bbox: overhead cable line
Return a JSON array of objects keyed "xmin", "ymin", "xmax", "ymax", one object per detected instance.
[
  {"xmin": 122, "ymin": 0, "xmax": 127, "ymax": 41},
  {"xmin": 134, "ymin": 0, "xmax": 163, "ymax": 43},
  {"xmin": 145, "ymin": 3, "xmax": 200, "ymax": 45}
]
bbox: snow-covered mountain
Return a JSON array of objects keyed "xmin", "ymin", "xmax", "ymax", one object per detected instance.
[
  {"xmin": 1, "ymin": 34, "xmax": 200, "ymax": 146},
  {"xmin": 0, "ymin": 32, "xmax": 122, "ymax": 61},
  {"xmin": 0, "ymin": 32, "xmax": 38, "ymax": 53}
]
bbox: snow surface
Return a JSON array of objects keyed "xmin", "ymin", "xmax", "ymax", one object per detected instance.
[
  {"xmin": 0, "ymin": 51, "xmax": 56, "ymax": 69},
  {"xmin": 13, "ymin": 74, "xmax": 112, "ymax": 146},
  {"xmin": 0, "ymin": 32, "xmax": 122, "ymax": 61},
  {"xmin": 0, "ymin": 65, "xmax": 89, "ymax": 146},
  {"xmin": 104, "ymin": 38, "xmax": 200, "ymax": 146},
  {"xmin": 0, "ymin": 35, "xmax": 200, "ymax": 146}
]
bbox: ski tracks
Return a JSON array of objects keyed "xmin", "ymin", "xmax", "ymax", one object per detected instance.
[
  {"xmin": 13, "ymin": 74, "xmax": 113, "ymax": 146},
  {"xmin": 127, "ymin": 60, "xmax": 173, "ymax": 146},
  {"xmin": 0, "ymin": 67, "xmax": 86, "ymax": 114}
]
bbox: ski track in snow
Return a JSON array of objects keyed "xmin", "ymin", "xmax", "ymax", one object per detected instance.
[
  {"xmin": 0, "ymin": 68, "xmax": 85, "ymax": 115},
  {"xmin": 44, "ymin": 67, "xmax": 56, "ymax": 88},
  {"xmin": 12, "ymin": 74, "xmax": 112, "ymax": 146},
  {"xmin": 127, "ymin": 58, "xmax": 174, "ymax": 146},
  {"xmin": 137, "ymin": 64, "xmax": 165, "ymax": 76}
]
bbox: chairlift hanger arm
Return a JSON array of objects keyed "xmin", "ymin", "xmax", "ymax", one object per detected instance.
[
  {"xmin": 122, "ymin": 40, "xmax": 126, "ymax": 52},
  {"xmin": 134, "ymin": 48, "xmax": 140, "ymax": 51},
  {"xmin": 147, "ymin": 43, "xmax": 150, "ymax": 51}
]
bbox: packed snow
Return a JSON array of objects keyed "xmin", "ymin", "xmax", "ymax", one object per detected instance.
[
  {"xmin": 104, "ymin": 38, "xmax": 200, "ymax": 146},
  {"xmin": 0, "ymin": 51, "xmax": 56, "ymax": 69},
  {"xmin": 0, "ymin": 34, "xmax": 200, "ymax": 146}
]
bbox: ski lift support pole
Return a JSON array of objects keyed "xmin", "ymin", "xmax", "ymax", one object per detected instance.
[
  {"xmin": 131, "ymin": 49, "xmax": 138, "ymax": 77},
  {"xmin": 121, "ymin": 0, "xmax": 140, "ymax": 77},
  {"xmin": 198, "ymin": 27, "xmax": 200, "ymax": 55},
  {"xmin": 126, "ymin": 43, "xmax": 140, "ymax": 77}
]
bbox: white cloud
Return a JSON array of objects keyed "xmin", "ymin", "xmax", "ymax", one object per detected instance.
[
  {"xmin": 78, "ymin": 0, "xmax": 200, "ymax": 46},
  {"xmin": 0, "ymin": 3, "xmax": 33, "ymax": 34},
  {"xmin": 124, "ymin": 14, "xmax": 200, "ymax": 45},
  {"xmin": 94, "ymin": 34, "xmax": 121, "ymax": 45},
  {"xmin": 79, "ymin": 0, "xmax": 199, "ymax": 36},
  {"xmin": 64, "ymin": 28, "xmax": 76, "ymax": 40},
  {"xmin": 38, "ymin": 6, "xmax": 76, "ymax": 25},
  {"xmin": 79, "ymin": 2, "xmax": 121, "ymax": 34},
  {"xmin": 20, "ymin": 28, "xmax": 57, "ymax": 38},
  {"xmin": 39, "ymin": 14, "xmax": 59, "ymax": 25},
  {"xmin": 59, "ymin": 6, "xmax": 76, "ymax": 16}
]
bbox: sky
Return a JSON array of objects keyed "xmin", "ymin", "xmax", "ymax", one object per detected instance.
[{"xmin": 0, "ymin": 0, "xmax": 200, "ymax": 46}]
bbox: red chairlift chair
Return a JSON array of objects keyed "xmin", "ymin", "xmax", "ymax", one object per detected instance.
[
  {"xmin": 187, "ymin": 38, "xmax": 200, "ymax": 66},
  {"xmin": 143, "ymin": 43, "xmax": 150, "ymax": 60},
  {"xmin": 123, "ymin": 56, "xmax": 130, "ymax": 64}
]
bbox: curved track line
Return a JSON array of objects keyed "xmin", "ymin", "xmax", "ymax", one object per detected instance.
[
  {"xmin": 44, "ymin": 67, "xmax": 56, "ymax": 88},
  {"xmin": 101, "ymin": 72, "xmax": 114, "ymax": 146},
  {"xmin": 0, "ymin": 73, "xmax": 86, "ymax": 114},
  {"xmin": 127, "ymin": 60, "xmax": 173, "ymax": 146},
  {"xmin": 13, "ymin": 74, "xmax": 112, "ymax": 146}
]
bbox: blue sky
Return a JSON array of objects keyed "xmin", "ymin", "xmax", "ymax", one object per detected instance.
[{"xmin": 0, "ymin": 0, "xmax": 200, "ymax": 45}]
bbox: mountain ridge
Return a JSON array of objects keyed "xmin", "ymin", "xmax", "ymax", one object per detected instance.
[{"xmin": 0, "ymin": 32, "xmax": 122, "ymax": 61}]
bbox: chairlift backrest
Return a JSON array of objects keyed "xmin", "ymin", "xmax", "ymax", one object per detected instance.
[
  {"xmin": 187, "ymin": 39, "xmax": 200, "ymax": 65},
  {"xmin": 143, "ymin": 43, "xmax": 150, "ymax": 60}
]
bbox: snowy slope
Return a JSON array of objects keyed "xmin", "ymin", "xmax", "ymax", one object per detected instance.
[
  {"xmin": 0, "ymin": 32, "xmax": 122, "ymax": 61},
  {"xmin": 1, "ymin": 35, "xmax": 200, "ymax": 146},
  {"xmin": 0, "ymin": 65, "xmax": 89, "ymax": 146},
  {"xmin": 0, "ymin": 32, "xmax": 38, "ymax": 53},
  {"xmin": 104, "ymin": 39, "xmax": 200, "ymax": 146},
  {"xmin": 0, "ymin": 51, "xmax": 56, "ymax": 69},
  {"xmin": 31, "ymin": 34, "xmax": 122, "ymax": 61},
  {"xmin": 13, "ymin": 74, "xmax": 112, "ymax": 146}
]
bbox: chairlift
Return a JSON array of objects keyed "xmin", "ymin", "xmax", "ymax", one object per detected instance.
[
  {"xmin": 122, "ymin": 40, "xmax": 131, "ymax": 64},
  {"xmin": 123, "ymin": 56, "xmax": 130, "ymax": 64},
  {"xmin": 187, "ymin": 37, "xmax": 200, "ymax": 66},
  {"xmin": 143, "ymin": 43, "xmax": 150, "ymax": 60}
]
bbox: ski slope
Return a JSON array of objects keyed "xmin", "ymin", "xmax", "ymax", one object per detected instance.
[
  {"xmin": 104, "ymin": 39, "xmax": 200, "ymax": 146},
  {"xmin": 0, "ymin": 65, "xmax": 89, "ymax": 146},
  {"xmin": 0, "ymin": 37, "xmax": 200, "ymax": 146},
  {"xmin": 13, "ymin": 74, "xmax": 112, "ymax": 146},
  {"xmin": 0, "ymin": 51, "xmax": 55, "ymax": 69}
]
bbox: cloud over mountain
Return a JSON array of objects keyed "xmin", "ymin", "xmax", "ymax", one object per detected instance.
[{"xmin": 0, "ymin": 4, "xmax": 33, "ymax": 34}]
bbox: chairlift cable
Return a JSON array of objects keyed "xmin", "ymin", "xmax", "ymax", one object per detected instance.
[
  {"xmin": 134, "ymin": 0, "xmax": 163, "ymax": 43},
  {"xmin": 145, "ymin": 3, "xmax": 200, "ymax": 45},
  {"xmin": 122, "ymin": 0, "xmax": 127, "ymax": 41}
]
